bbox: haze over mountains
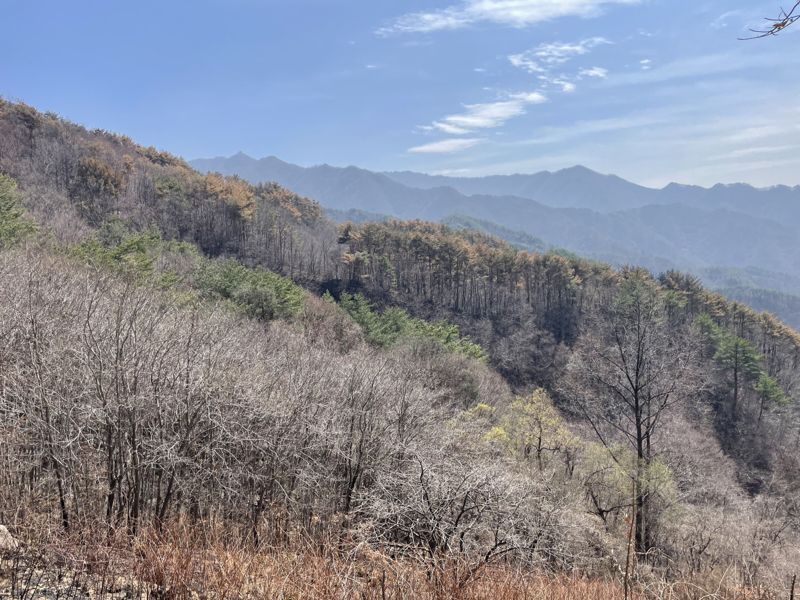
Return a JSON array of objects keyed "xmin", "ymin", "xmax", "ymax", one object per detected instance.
[{"xmin": 191, "ymin": 153, "xmax": 800, "ymax": 326}]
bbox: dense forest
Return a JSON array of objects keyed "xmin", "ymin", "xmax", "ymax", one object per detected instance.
[{"xmin": 0, "ymin": 99, "xmax": 799, "ymax": 598}]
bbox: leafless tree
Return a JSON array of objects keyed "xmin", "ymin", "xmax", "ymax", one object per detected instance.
[
  {"xmin": 562, "ymin": 268, "xmax": 704, "ymax": 557},
  {"xmin": 741, "ymin": 2, "xmax": 800, "ymax": 38}
]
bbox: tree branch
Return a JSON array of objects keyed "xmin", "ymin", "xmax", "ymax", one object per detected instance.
[{"xmin": 741, "ymin": 2, "xmax": 800, "ymax": 39}]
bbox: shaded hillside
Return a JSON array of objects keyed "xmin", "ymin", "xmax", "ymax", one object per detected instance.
[
  {"xmin": 698, "ymin": 265, "xmax": 800, "ymax": 298},
  {"xmin": 660, "ymin": 181, "xmax": 800, "ymax": 225},
  {"xmin": 327, "ymin": 206, "xmax": 800, "ymax": 329},
  {"xmin": 440, "ymin": 214, "xmax": 549, "ymax": 253},
  {"xmin": 325, "ymin": 206, "xmax": 392, "ymax": 224},
  {"xmin": 717, "ymin": 287, "xmax": 800, "ymax": 330},
  {"xmin": 612, "ymin": 203, "xmax": 800, "ymax": 276},
  {"xmin": 0, "ymin": 102, "xmax": 338, "ymax": 284}
]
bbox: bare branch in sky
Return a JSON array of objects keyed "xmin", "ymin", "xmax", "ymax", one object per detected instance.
[{"xmin": 741, "ymin": 1, "xmax": 800, "ymax": 39}]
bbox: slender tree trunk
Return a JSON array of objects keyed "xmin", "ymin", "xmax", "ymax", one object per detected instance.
[
  {"xmin": 624, "ymin": 480, "xmax": 636, "ymax": 600},
  {"xmin": 732, "ymin": 353, "xmax": 740, "ymax": 418},
  {"xmin": 634, "ymin": 396, "xmax": 648, "ymax": 556}
]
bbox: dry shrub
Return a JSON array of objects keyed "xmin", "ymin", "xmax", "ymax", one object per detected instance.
[{"xmin": 0, "ymin": 521, "xmax": 785, "ymax": 600}]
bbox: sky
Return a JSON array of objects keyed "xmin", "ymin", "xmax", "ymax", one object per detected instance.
[{"xmin": 2, "ymin": 0, "xmax": 800, "ymax": 187}]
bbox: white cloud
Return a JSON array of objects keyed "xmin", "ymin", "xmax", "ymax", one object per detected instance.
[
  {"xmin": 639, "ymin": 59, "xmax": 651, "ymax": 70},
  {"xmin": 408, "ymin": 138, "xmax": 483, "ymax": 153},
  {"xmin": 459, "ymin": 80, "xmax": 800, "ymax": 187},
  {"xmin": 510, "ymin": 91, "xmax": 549, "ymax": 103},
  {"xmin": 509, "ymin": 37, "xmax": 609, "ymax": 73},
  {"xmin": 536, "ymin": 37, "xmax": 610, "ymax": 64},
  {"xmin": 432, "ymin": 121, "xmax": 473, "ymax": 134},
  {"xmin": 547, "ymin": 77, "xmax": 579, "ymax": 92},
  {"xmin": 431, "ymin": 92, "xmax": 547, "ymax": 134},
  {"xmin": 509, "ymin": 53, "xmax": 546, "ymax": 73},
  {"xmin": 509, "ymin": 38, "xmax": 608, "ymax": 91},
  {"xmin": 379, "ymin": 0, "xmax": 640, "ymax": 35},
  {"xmin": 579, "ymin": 66, "xmax": 608, "ymax": 78}
]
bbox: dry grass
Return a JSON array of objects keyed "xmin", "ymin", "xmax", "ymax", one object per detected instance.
[{"xmin": 0, "ymin": 522, "xmax": 781, "ymax": 599}]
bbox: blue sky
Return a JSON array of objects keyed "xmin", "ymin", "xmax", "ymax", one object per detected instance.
[{"xmin": 2, "ymin": 0, "xmax": 800, "ymax": 186}]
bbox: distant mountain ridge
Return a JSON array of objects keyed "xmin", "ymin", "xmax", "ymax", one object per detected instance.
[
  {"xmin": 189, "ymin": 153, "xmax": 800, "ymax": 278},
  {"xmin": 384, "ymin": 167, "xmax": 800, "ymax": 220},
  {"xmin": 384, "ymin": 165, "xmax": 660, "ymax": 212}
]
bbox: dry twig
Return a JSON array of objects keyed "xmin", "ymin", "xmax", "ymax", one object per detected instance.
[{"xmin": 741, "ymin": 1, "xmax": 800, "ymax": 39}]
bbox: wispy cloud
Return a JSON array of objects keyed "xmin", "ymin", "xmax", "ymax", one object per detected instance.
[
  {"xmin": 606, "ymin": 52, "xmax": 771, "ymax": 87},
  {"xmin": 430, "ymin": 121, "xmax": 473, "ymax": 135},
  {"xmin": 579, "ymin": 66, "xmax": 608, "ymax": 78},
  {"xmin": 513, "ymin": 111, "xmax": 667, "ymax": 147},
  {"xmin": 408, "ymin": 138, "xmax": 483, "ymax": 153},
  {"xmin": 510, "ymin": 38, "xmax": 609, "ymax": 92},
  {"xmin": 459, "ymin": 80, "xmax": 800, "ymax": 187},
  {"xmin": 378, "ymin": 0, "xmax": 640, "ymax": 35},
  {"xmin": 410, "ymin": 34, "xmax": 612, "ymax": 156},
  {"xmin": 389, "ymin": 2, "xmax": 800, "ymax": 187},
  {"xmin": 710, "ymin": 9, "xmax": 745, "ymax": 30},
  {"xmin": 429, "ymin": 91, "xmax": 548, "ymax": 135},
  {"xmin": 707, "ymin": 144, "xmax": 798, "ymax": 161},
  {"xmin": 509, "ymin": 53, "xmax": 546, "ymax": 73},
  {"xmin": 510, "ymin": 37, "xmax": 610, "ymax": 73}
]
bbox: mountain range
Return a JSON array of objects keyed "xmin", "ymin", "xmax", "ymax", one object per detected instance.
[{"xmin": 190, "ymin": 153, "xmax": 800, "ymax": 326}]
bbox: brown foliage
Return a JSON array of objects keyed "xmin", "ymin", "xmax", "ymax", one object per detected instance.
[{"xmin": 0, "ymin": 521, "xmax": 778, "ymax": 599}]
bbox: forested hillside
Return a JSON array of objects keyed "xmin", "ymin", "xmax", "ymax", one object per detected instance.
[
  {"xmin": 1, "ymin": 99, "xmax": 800, "ymax": 598},
  {"xmin": 194, "ymin": 154, "xmax": 800, "ymax": 327}
]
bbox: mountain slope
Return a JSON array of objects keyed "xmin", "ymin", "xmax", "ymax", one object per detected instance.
[
  {"xmin": 384, "ymin": 165, "xmax": 661, "ymax": 212},
  {"xmin": 190, "ymin": 153, "xmax": 800, "ymax": 281},
  {"xmin": 440, "ymin": 214, "xmax": 550, "ymax": 253},
  {"xmin": 3, "ymin": 99, "xmax": 800, "ymax": 593},
  {"xmin": 385, "ymin": 167, "xmax": 800, "ymax": 223}
]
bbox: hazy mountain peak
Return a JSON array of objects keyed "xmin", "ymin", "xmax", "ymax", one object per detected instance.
[{"xmin": 554, "ymin": 164, "xmax": 597, "ymax": 176}]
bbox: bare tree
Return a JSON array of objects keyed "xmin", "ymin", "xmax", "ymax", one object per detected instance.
[
  {"xmin": 741, "ymin": 2, "xmax": 800, "ymax": 38},
  {"xmin": 562, "ymin": 269, "xmax": 703, "ymax": 557}
]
